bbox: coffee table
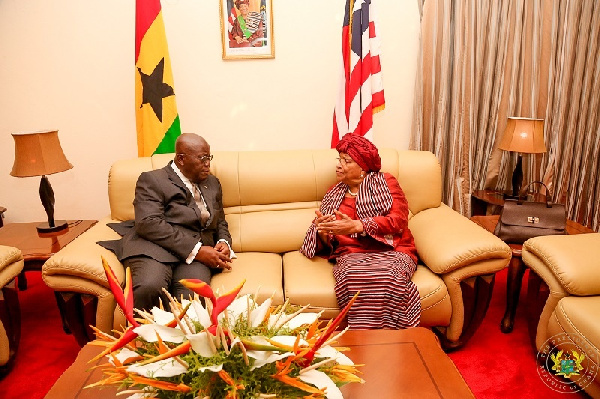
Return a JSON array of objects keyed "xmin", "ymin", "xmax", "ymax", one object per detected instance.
[{"xmin": 46, "ymin": 327, "xmax": 472, "ymax": 398}]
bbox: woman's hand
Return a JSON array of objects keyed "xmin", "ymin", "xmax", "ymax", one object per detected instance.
[
  {"xmin": 314, "ymin": 210, "xmax": 335, "ymax": 242},
  {"xmin": 317, "ymin": 210, "xmax": 364, "ymax": 236}
]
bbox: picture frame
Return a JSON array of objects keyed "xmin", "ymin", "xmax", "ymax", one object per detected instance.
[{"xmin": 219, "ymin": 0, "xmax": 274, "ymax": 60}]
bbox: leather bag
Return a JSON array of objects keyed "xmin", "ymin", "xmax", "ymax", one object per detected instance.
[{"xmin": 494, "ymin": 181, "xmax": 566, "ymax": 244}]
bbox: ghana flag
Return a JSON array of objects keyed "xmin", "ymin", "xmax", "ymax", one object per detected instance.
[{"xmin": 135, "ymin": 0, "xmax": 181, "ymax": 156}]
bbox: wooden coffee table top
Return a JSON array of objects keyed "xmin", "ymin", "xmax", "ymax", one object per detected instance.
[
  {"xmin": 338, "ymin": 328, "xmax": 473, "ymax": 398},
  {"xmin": 46, "ymin": 327, "xmax": 472, "ymax": 399}
]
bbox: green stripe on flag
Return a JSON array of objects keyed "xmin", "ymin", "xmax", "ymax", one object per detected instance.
[{"xmin": 153, "ymin": 115, "xmax": 181, "ymax": 154}]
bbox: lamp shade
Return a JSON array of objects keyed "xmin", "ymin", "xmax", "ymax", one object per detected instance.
[
  {"xmin": 498, "ymin": 117, "xmax": 546, "ymax": 154},
  {"xmin": 10, "ymin": 130, "xmax": 73, "ymax": 177}
]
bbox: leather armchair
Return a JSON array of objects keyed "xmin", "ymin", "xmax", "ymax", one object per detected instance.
[
  {"xmin": 0, "ymin": 245, "xmax": 24, "ymax": 376},
  {"xmin": 523, "ymin": 233, "xmax": 600, "ymax": 398},
  {"xmin": 43, "ymin": 149, "xmax": 511, "ymax": 350}
]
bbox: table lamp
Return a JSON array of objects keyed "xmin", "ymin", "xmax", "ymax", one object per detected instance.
[
  {"xmin": 10, "ymin": 130, "xmax": 73, "ymax": 233},
  {"xmin": 498, "ymin": 117, "xmax": 546, "ymax": 198}
]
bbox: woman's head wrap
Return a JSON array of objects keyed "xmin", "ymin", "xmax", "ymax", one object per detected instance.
[
  {"xmin": 335, "ymin": 134, "xmax": 381, "ymax": 172},
  {"xmin": 235, "ymin": 0, "xmax": 250, "ymax": 7}
]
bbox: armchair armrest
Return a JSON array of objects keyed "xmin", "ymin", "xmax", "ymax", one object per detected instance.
[
  {"xmin": 409, "ymin": 204, "xmax": 511, "ymax": 347},
  {"xmin": 523, "ymin": 233, "xmax": 600, "ymax": 296},
  {"xmin": 42, "ymin": 217, "xmax": 126, "ymax": 344},
  {"xmin": 522, "ymin": 233, "xmax": 600, "ymax": 350}
]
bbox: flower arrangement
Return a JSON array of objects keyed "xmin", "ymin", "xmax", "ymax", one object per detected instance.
[{"xmin": 86, "ymin": 258, "xmax": 363, "ymax": 399}]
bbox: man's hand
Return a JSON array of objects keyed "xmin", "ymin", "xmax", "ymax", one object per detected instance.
[
  {"xmin": 214, "ymin": 241, "xmax": 231, "ymax": 258},
  {"xmin": 195, "ymin": 245, "xmax": 232, "ymax": 270},
  {"xmin": 317, "ymin": 210, "xmax": 363, "ymax": 236}
]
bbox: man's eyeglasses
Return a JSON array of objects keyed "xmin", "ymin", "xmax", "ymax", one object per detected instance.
[{"xmin": 180, "ymin": 154, "xmax": 213, "ymax": 164}]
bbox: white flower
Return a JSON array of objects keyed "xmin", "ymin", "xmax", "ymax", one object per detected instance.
[
  {"xmin": 109, "ymin": 348, "xmax": 140, "ymax": 366},
  {"xmin": 127, "ymin": 358, "xmax": 188, "ymax": 378},
  {"xmin": 188, "ymin": 299, "xmax": 211, "ymax": 329},
  {"xmin": 134, "ymin": 324, "xmax": 185, "ymax": 343},
  {"xmin": 187, "ymin": 331, "xmax": 217, "ymax": 357},
  {"xmin": 298, "ymin": 369, "xmax": 343, "ymax": 399},
  {"xmin": 315, "ymin": 345, "xmax": 354, "ymax": 365},
  {"xmin": 250, "ymin": 297, "xmax": 272, "ymax": 327},
  {"xmin": 247, "ymin": 351, "xmax": 293, "ymax": 371},
  {"xmin": 150, "ymin": 307, "xmax": 177, "ymax": 326}
]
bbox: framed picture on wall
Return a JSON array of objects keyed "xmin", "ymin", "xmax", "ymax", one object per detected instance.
[{"xmin": 219, "ymin": 0, "xmax": 274, "ymax": 59}]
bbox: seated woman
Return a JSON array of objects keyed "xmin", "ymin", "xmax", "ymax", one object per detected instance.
[{"xmin": 301, "ymin": 134, "xmax": 420, "ymax": 329}]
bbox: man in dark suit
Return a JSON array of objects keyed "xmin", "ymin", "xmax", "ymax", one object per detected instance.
[{"xmin": 102, "ymin": 133, "xmax": 233, "ymax": 310}]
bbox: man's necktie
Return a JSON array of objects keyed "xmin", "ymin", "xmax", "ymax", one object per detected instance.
[{"xmin": 193, "ymin": 185, "xmax": 210, "ymax": 224}]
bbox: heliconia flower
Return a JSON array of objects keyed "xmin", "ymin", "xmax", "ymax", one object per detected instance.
[
  {"xmin": 327, "ymin": 364, "xmax": 364, "ymax": 384},
  {"xmin": 299, "ymin": 293, "xmax": 358, "ymax": 367},
  {"xmin": 218, "ymin": 369, "xmax": 245, "ymax": 392},
  {"xmin": 129, "ymin": 375, "xmax": 191, "ymax": 393},
  {"xmin": 138, "ymin": 341, "xmax": 191, "ymax": 366},
  {"xmin": 180, "ymin": 279, "xmax": 246, "ymax": 330},
  {"xmin": 91, "ymin": 326, "xmax": 139, "ymax": 362},
  {"xmin": 101, "ymin": 257, "xmax": 139, "ymax": 328},
  {"xmin": 272, "ymin": 358, "xmax": 325, "ymax": 395}
]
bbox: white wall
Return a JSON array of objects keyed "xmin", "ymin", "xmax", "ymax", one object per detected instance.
[{"xmin": 0, "ymin": 0, "xmax": 420, "ymax": 223}]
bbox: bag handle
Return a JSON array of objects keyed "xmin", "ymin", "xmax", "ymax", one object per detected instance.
[{"xmin": 517, "ymin": 181, "xmax": 553, "ymax": 207}]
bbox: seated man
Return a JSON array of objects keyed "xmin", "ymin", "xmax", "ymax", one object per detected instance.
[{"xmin": 100, "ymin": 133, "xmax": 233, "ymax": 310}]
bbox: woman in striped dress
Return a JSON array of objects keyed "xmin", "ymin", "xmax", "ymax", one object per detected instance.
[{"xmin": 300, "ymin": 134, "xmax": 420, "ymax": 329}]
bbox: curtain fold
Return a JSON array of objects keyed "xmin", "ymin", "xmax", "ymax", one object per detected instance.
[{"xmin": 412, "ymin": 0, "xmax": 599, "ymax": 230}]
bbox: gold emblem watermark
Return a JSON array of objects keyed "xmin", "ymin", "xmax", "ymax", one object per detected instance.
[{"xmin": 537, "ymin": 332, "xmax": 599, "ymax": 393}]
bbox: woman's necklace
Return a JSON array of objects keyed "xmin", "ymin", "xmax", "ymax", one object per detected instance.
[{"xmin": 347, "ymin": 188, "xmax": 358, "ymax": 197}]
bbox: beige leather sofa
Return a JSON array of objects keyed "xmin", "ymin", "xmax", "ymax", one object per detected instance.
[
  {"xmin": 43, "ymin": 149, "xmax": 511, "ymax": 349},
  {"xmin": 523, "ymin": 234, "xmax": 600, "ymax": 398},
  {"xmin": 0, "ymin": 245, "xmax": 24, "ymax": 375}
]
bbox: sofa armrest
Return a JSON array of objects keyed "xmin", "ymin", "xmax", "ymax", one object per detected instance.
[
  {"xmin": 409, "ymin": 204, "xmax": 512, "ymax": 275},
  {"xmin": 522, "ymin": 233, "xmax": 600, "ymax": 296},
  {"xmin": 42, "ymin": 217, "xmax": 125, "ymax": 339},
  {"xmin": 409, "ymin": 204, "xmax": 511, "ymax": 346}
]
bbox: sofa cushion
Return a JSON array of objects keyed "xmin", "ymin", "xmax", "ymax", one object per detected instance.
[
  {"xmin": 282, "ymin": 251, "xmax": 451, "ymax": 326},
  {"xmin": 210, "ymin": 252, "xmax": 284, "ymax": 305}
]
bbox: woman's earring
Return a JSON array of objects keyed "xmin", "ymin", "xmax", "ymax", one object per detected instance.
[{"xmin": 360, "ymin": 172, "xmax": 365, "ymax": 178}]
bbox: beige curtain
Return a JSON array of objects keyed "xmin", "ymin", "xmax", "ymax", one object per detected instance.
[{"xmin": 412, "ymin": 0, "xmax": 600, "ymax": 231}]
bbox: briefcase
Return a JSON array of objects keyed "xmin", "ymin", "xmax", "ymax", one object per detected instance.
[{"xmin": 494, "ymin": 182, "xmax": 566, "ymax": 244}]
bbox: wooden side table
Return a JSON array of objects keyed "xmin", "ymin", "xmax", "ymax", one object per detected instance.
[
  {"xmin": 471, "ymin": 190, "xmax": 547, "ymax": 216},
  {"xmin": 0, "ymin": 220, "xmax": 97, "ymax": 291},
  {"xmin": 471, "ymin": 215, "xmax": 593, "ymax": 334}
]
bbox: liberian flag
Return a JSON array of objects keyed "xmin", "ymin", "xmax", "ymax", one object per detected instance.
[
  {"xmin": 331, "ymin": 0, "xmax": 385, "ymax": 148},
  {"xmin": 135, "ymin": 0, "xmax": 181, "ymax": 157}
]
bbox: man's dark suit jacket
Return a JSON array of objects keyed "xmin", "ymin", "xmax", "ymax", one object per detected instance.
[{"xmin": 100, "ymin": 161, "xmax": 231, "ymax": 263}]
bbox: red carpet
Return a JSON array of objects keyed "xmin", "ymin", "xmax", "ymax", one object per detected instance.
[
  {"xmin": 0, "ymin": 268, "xmax": 592, "ymax": 398},
  {"xmin": 448, "ymin": 268, "xmax": 588, "ymax": 398},
  {"xmin": 0, "ymin": 272, "xmax": 80, "ymax": 399}
]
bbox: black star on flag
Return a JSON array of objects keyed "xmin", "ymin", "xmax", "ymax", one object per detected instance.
[{"xmin": 138, "ymin": 58, "xmax": 175, "ymax": 123}]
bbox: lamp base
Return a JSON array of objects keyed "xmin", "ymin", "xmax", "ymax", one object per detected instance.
[{"xmin": 37, "ymin": 220, "xmax": 68, "ymax": 233}]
